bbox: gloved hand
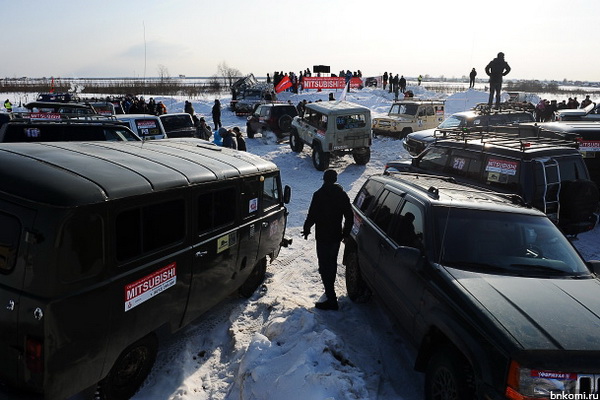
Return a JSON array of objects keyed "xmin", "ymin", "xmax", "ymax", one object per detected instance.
[{"xmin": 301, "ymin": 230, "xmax": 310, "ymax": 240}]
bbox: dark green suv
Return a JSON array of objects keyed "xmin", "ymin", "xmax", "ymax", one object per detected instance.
[{"xmin": 345, "ymin": 172, "xmax": 600, "ymax": 400}]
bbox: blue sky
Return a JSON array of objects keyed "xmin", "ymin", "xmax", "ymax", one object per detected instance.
[{"xmin": 1, "ymin": 0, "xmax": 598, "ymax": 82}]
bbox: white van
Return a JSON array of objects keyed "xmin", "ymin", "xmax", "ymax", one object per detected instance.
[{"xmin": 116, "ymin": 114, "xmax": 167, "ymax": 140}]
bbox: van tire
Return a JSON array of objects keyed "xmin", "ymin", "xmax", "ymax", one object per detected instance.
[
  {"xmin": 312, "ymin": 143, "xmax": 330, "ymax": 171},
  {"xmin": 239, "ymin": 257, "xmax": 267, "ymax": 298},
  {"xmin": 352, "ymin": 147, "xmax": 371, "ymax": 165},
  {"xmin": 559, "ymin": 179, "xmax": 599, "ymax": 221},
  {"xmin": 100, "ymin": 334, "xmax": 158, "ymax": 400},
  {"xmin": 290, "ymin": 129, "xmax": 304, "ymax": 153},
  {"xmin": 425, "ymin": 347, "xmax": 475, "ymax": 400},
  {"xmin": 400, "ymin": 127, "xmax": 413, "ymax": 139}
]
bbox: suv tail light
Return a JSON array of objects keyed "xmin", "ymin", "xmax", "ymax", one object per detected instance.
[{"xmin": 26, "ymin": 336, "xmax": 44, "ymax": 373}]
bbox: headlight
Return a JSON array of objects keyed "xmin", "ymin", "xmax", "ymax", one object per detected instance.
[{"xmin": 506, "ymin": 360, "xmax": 579, "ymax": 399}]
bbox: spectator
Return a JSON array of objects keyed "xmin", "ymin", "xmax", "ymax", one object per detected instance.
[
  {"xmin": 399, "ymin": 75, "xmax": 407, "ymax": 93},
  {"xmin": 469, "ymin": 68, "xmax": 477, "ymax": 88},
  {"xmin": 212, "ymin": 99, "xmax": 222, "ymax": 130},
  {"xmin": 485, "ymin": 52, "xmax": 511, "ymax": 109},
  {"xmin": 221, "ymin": 128, "xmax": 238, "ymax": 149},
  {"xmin": 418, "ymin": 75, "xmax": 423, "ymax": 86},
  {"xmin": 383, "ymin": 72, "xmax": 388, "ymax": 91},
  {"xmin": 156, "ymin": 101, "xmax": 167, "ymax": 115},
  {"xmin": 213, "ymin": 127, "xmax": 224, "ymax": 146},
  {"xmin": 4, "ymin": 99, "xmax": 12, "ymax": 112},
  {"xmin": 233, "ymin": 127, "xmax": 246, "ymax": 151},
  {"xmin": 184, "ymin": 100, "xmax": 194, "ymax": 115},
  {"xmin": 194, "ymin": 116, "xmax": 212, "ymax": 140},
  {"xmin": 581, "ymin": 95, "xmax": 593, "ymax": 108}
]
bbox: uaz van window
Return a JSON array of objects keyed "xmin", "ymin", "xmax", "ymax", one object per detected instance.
[
  {"xmin": 197, "ymin": 187, "xmax": 236, "ymax": 235},
  {"xmin": 262, "ymin": 175, "xmax": 280, "ymax": 209},
  {"xmin": 58, "ymin": 213, "xmax": 104, "ymax": 282},
  {"xmin": 0, "ymin": 212, "xmax": 20, "ymax": 272},
  {"xmin": 116, "ymin": 199, "xmax": 185, "ymax": 261}
]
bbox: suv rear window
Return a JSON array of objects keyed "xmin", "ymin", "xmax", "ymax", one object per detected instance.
[
  {"xmin": 336, "ymin": 114, "xmax": 367, "ymax": 130},
  {"xmin": 0, "ymin": 212, "xmax": 20, "ymax": 272}
]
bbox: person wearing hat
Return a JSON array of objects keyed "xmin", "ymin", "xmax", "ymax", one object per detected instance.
[
  {"xmin": 302, "ymin": 169, "xmax": 353, "ymax": 311},
  {"xmin": 485, "ymin": 52, "xmax": 511, "ymax": 109}
]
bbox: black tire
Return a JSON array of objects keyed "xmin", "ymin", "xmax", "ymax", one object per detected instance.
[
  {"xmin": 312, "ymin": 143, "xmax": 330, "ymax": 171},
  {"xmin": 425, "ymin": 348, "xmax": 475, "ymax": 400},
  {"xmin": 278, "ymin": 114, "xmax": 293, "ymax": 132},
  {"xmin": 559, "ymin": 179, "xmax": 599, "ymax": 221},
  {"xmin": 246, "ymin": 123, "xmax": 255, "ymax": 139},
  {"xmin": 352, "ymin": 147, "xmax": 371, "ymax": 165},
  {"xmin": 238, "ymin": 257, "xmax": 267, "ymax": 298},
  {"xmin": 345, "ymin": 251, "xmax": 371, "ymax": 303},
  {"xmin": 101, "ymin": 334, "xmax": 158, "ymax": 400},
  {"xmin": 289, "ymin": 129, "xmax": 304, "ymax": 153},
  {"xmin": 399, "ymin": 127, "xmax": 413, "ymax": 139}
]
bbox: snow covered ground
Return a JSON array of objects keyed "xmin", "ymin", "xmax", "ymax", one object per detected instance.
[
  {"xmin": 3, "ymin": 85, "xmax": 598, "ymax": 400},
  {"xmin": 121, "ymin": 86, "xmax": 599, "ymax": 400}
]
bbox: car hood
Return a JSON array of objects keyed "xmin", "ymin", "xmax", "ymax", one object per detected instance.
[
  {"xmin": 448, "ymin": 268, "xmax": 600, "ymax": 351},
  {"xmin": 406, "ymin": 128, "xmax": 436, "ymax": 141}
]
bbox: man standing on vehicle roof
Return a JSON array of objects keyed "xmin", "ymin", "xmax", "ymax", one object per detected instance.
[
  {"xmin": 302, "ymin": 169, "xmax": 353, "ymax": 311},
  {"xmin": 485, "ymin": 52, "xmax": 511, "ymax": 109}
]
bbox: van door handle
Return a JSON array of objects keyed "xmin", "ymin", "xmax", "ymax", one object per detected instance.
[
  {"xmin": 195, "ymin": 251, "xmax": 208, "ymax": 257},
  {"xmin": 6, "ymin": 300, "xmax": 14, "ymax": 311},
  {"xmin": 262, "ymin": 222, "xmax": 269, "ymax": 228}
]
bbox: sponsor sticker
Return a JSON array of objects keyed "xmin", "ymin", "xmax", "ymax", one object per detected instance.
[
  {"xmin": 137, "ymin": 120, "xmax": 157, "ymax": 128},
  {"xmin": 217, "ymin": 232, "xmax": 237, "ymax": 253},
  {"xmin": 124, "ymin": 263, "xmax": 177, "ymax": 311},
  {"xmin": 249, "ymin": 198, "xmax": 258, "ymax": 213},
  {"xmin": 485, "ymin": 158, "xmax": 518, "ymax": 176},
  {"xmin": 530, "ymin": 370, "xmax": 576, "ymax": 380},
  {"xmin": 581, "ymin": 140, "xmax": 600, "ymax": 152}
]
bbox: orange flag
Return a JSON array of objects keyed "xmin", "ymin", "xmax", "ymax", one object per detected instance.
[{"xmin": 275, "ymin": 76, "xmax": 292, "ymax": 93}]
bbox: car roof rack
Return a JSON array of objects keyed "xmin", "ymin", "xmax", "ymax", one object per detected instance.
[
  {"xmin": 472, "ymin": 102, "xmax": 535, "ymax": 114},
  {"xmin": 432, "ymin": 126, "xmax": 579, "ymax": 151},
  {"xmin": 9, "ymin": 114, "xmax": 121, "ymax": 123}
]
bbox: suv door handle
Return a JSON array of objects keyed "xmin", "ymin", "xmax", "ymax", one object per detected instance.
[
  {"xmin": 195, "ymin": 250, "xmax": 208, "ymax": 257},
  {"xmin": 262, "ymin": 222, "xmax": 269, "ymax": 228}
]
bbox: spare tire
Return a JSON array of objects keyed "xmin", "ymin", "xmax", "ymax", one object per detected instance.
[
  {"xmin": 559, "ymin": 179, "xmax": 599, "ymax": 221},
  {"xmin": 278, "ymin": 115, "xmax": 293, "ymax": 132}
]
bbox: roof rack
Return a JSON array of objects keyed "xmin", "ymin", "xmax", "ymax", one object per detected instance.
[
  {"xmin": 432, "ymin": 126, "xmax": 579, "ymax": 151},
  {"xmin": 10, "ymin": 114, "xmax": 121, "ymax": 123},
  {"xmin": 472, "ymin": 102, "xmax": 535, "ymax": 114}
]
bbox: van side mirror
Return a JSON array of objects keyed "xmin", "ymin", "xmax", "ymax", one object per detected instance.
[
  {"xmin": 283, "ymin": 185, "xmax": 291, "ymax": 204},
  {"xmin": 587, "ymin": 260, "xmax": 600, "ymax": 275}
]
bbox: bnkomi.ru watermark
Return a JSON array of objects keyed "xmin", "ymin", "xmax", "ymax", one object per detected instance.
[{"xmin": 550, "ymin": 393, "xmax": 599, "ymax": 400}]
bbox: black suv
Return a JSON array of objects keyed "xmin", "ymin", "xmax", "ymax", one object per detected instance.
[
  {"xmin": 386, "ymin": 130, "xmax": 599, "ymax": 235},
  {"xmin": 403, "ymin": 104, "xmax": 535, "ymax": 156},
  {"xmin": 246, "ymin": 103, "xmax": 298, "ymax": 139},
  {"xmin": 0, "ymin": 119, "xmax": 141, "ymax": 142},
  {"xmin": 344, "ymin": 172, "xmax": 600, "ymax": 400}
]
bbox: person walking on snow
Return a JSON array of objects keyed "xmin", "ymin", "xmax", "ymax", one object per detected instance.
[
  {"xmin": 469, "ymin": 68, "xmax": 477, "ymax": 88},
  {"xmin": 302, "ymin": 169, "xmax": 353, "ymax": 311}
]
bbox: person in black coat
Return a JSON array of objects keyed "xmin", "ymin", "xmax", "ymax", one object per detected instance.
[
  {"xmin": 302, "ymin": 169, "xmax": 353, "ymax": 310},
  {"xmin": 485, "ymin": 52, "xmax": 511, "ymax": 108},
  {"xmin": 469, "ymin": 68, "xmax": 477, "ymax": 88},
  {"xmin": 212, "ymin": 99, "xmax": 222, "ymax": 130},
  {"xmin": 233, "ymin": 127, "xmax": 246, "ymax": 151}
]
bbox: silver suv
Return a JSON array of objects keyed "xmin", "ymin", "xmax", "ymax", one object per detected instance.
[{"xmin": 289, "ymin": 100, "xmax": 372, "ymax": 170}]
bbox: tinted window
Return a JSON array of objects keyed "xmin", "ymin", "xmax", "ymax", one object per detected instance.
[
  {"xmin": 438, "ymin": 116, "xmax": 465, "ymax": 129},
  {"xmin": 116, "ymin": 199, "xmax": 185, "ymax": 261},
  {"xmin": 371, "ymin": 191, "xmax": 403, "ymax": 233},
  {"xmin": 448, "ymin": 149, "xmax": 483, "ymax": 180},
  {"xmin": 354, "ymin": 179, "xmax": 384, "ymax": 213},
  {"xmin": 197, "ymin": 187, "xmax": 236, "ymax": 235},
  {"xmin": 390, "ymin": 200, "xmax": 424, "ymax": 249},
  {"xmin": 0, "ymin": 212, "xmax": 20, "ymax": 272},
  {"xmin": 58, "ymin": 213, "xmax": 104, "ymax": 282},
  {"xmin": 336, "ymin": 114, "xmax": 366, "ymax": 130},
  {"xmin": 483, "ymin": 155, "xmax": 521, "ymax": 191},
  {"xmin": 418, "ymin": 147, "xmax": 450, "ymax": 172}
]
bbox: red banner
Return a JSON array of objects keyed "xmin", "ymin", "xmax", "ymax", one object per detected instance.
[
  {"xmin": 302, "ymin": 77, "xmax": 363, "ymax": 90},
  {"xmin": 275, "ymin": 76, "xmax": 292, "ymax": 93}
]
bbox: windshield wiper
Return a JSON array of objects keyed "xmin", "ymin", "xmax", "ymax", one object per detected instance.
[
  {"xmin": 508, "ymin": 263, "xmax": 570, "ymax": 275},
  {"xmin": 444, "ymin": 261, "xmax": 508, "ymax": 272}
]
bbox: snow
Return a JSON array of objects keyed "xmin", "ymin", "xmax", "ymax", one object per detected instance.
[
  {"xmin": 118, "ymin": 86, "xmax": 600, "ymax": 400},
  {"xmin": 4, "ymin": 86, "xmax": 597, "ymax": 399}
]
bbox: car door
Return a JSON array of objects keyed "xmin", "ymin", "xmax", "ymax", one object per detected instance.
[
  {"xmin": 376, "ymin": 197, "xmax": 426, "ymax": 335},
  {"xmin": 0, "ymin": 202, "xmax": 36, "ymax": 386}
]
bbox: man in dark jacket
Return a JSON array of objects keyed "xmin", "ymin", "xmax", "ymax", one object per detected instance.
[
  {"xmin": 302, "ymin": 169, "xmax": 353, "ymax": 310},
  {"xmin": 212, "ymin": 99, "xmax": 222, "ymax": 130},
  {"xmin": 469, "ymin": 68, "xmax": 477, "ymax": 88},
  {"xmin": 485, "ymin": 52, "xmax": 511, "ymax": 109}
]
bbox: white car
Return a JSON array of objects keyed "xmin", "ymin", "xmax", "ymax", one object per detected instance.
[{"xmin": 116, "ymin": 114, "xmax": 167, "ymax": 140}]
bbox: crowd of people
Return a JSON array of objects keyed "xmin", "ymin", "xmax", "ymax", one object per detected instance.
[{"xmin": 534, "ymin": 95, "xmax": 595, "ymax": 122}]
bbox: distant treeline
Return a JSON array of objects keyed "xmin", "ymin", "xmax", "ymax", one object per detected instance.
[{"xmin": 0, "ymin": 77, "xmax": 225, "ymax": 97}]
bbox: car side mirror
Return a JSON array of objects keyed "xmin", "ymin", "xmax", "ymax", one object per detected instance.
[{"xmin": 283, "ymin": 185, "xmax": 291, "ymax": 204}]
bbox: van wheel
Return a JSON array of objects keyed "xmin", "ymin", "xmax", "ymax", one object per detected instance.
[
  {"xmin": 352, "ymin": 147, "xmax": 371, "ymax": 165},
  {"xmin": 425, "ymin": 348, "xmax": 475, "ymax": 400},
  {"xmin": 290, "ymin": 129, "xmax": 304, "ymax": 153},
  {"xmin": 312, "ymin": 143, "xmax": 330, "ymax": 171},
  {"xmin": 345, "ymin": 251, "xmax": 371, "ymax": 303},
  {"xmin": 100, "ymin": 334, "xmax": 158, "ymax": 400},
  {"xmin": 239, "ymin": 257, "xmax": 267, "ymax": 298}
]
